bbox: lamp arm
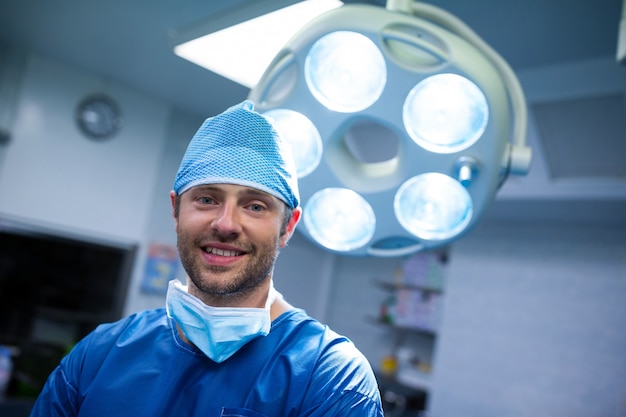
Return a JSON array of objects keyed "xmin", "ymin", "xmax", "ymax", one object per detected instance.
[{"xmin": 408, "ymin": 1, "xmax": 528, "ymax": 150}]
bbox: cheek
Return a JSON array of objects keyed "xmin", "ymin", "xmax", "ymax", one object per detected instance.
[
  {"xmin": 247, "ymin": 219, "xmax": 284, "ymax": 247},
  {"xmin": 176, "ymin": 212, "xmax": 204, "ymax": 236}
]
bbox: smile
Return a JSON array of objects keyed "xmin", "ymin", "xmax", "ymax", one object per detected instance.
[{"xmin": 205, "ymin": 247, "xmax": 243, "ymax": 257}]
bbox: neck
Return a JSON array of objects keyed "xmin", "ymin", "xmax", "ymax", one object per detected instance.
[
  {"xmin": 187, "ymin": 278, "xmax": 271, "ymax": 308},
  {"xmin": 269, "ymin": 290, "xmax": 293, "ymax": 320},
  {"xmin": 182, "ymin": 277, "xmax": 294, "ymax": 319}
]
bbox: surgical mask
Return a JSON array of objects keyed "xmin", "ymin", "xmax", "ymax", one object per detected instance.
[{"xmin": 166, "ymin": 279, "xmax": 275, "ymax": 363}]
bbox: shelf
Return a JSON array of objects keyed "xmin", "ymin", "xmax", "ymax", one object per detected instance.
[{"xmin": 395, "ymin": 367, "xmax": 432, "ymax": 391}]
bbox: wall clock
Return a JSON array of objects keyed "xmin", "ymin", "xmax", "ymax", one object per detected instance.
[{"xmin": 75, "ymin": 94, "xmax": 123, "ymax": 140}]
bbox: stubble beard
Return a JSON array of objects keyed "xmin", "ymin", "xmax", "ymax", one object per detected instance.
[{"xmin": 177, "ymin": 229, "xmax": 279, "ymax": 300}]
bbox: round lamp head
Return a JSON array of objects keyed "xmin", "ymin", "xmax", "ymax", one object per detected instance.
[
  {"xmin": 303, "ymin": 187, "xmax": 376, "ymax": 251},
  {"xmin": 403, "ymin": 73, "xmax": 489, "ymax": 154},
  {"xmin": 264, "ymin": 109, "xmax": 323, "ymax": 178},
  {"xmin": 305, "ymin": 31, "xmax": 386, "ymax": 112},
  {"xmin": 394, "ymin": 173, "xmax": 473, "ymax": 241}
]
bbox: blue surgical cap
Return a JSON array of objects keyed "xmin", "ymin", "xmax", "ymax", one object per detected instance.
[{"xmin": 174, "ymin": 100, "xmax": 300, "ymax": 209}]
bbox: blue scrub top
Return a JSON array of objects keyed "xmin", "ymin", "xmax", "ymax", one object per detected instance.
[{"xmin": 30, "ymin": 308, "xmax": 383, "ymax": 417}]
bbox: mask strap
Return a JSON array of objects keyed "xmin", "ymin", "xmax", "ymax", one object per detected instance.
[{"xmin": 266, "ymin": 280, "xmax": 278, "ymax": 309}]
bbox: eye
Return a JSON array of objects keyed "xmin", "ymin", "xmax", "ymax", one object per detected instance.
[
  {"xmin": 198, "ymin": 196, "xmax": 216, "ymax": 205},
  {"xmin": 248, "ymin": 203, "xmax": 266, "ymax": 212}
]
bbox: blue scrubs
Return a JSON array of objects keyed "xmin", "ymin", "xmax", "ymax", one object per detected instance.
[{"xmin": 30, "ymin": 308, "xmax": 383, "ymax": 416}]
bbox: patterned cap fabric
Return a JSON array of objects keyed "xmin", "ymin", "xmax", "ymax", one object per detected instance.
[{"xmin": 174, "ymin": 100, "xmax": 300, "ymax": 208}]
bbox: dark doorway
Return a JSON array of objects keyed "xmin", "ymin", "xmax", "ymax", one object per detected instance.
[{"xmin": 0, "ymin": 218, "xmax": 136, "ymax": 400}]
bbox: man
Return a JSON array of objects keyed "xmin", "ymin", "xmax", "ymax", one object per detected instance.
[{"xmin": 30, "ymin": 100, "xmax": 383, "ymax": 416}]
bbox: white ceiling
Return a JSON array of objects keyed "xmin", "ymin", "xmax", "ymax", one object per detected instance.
[{"xmin": 0, "ymin": 0, "xmax": 625, "ymax": 226}]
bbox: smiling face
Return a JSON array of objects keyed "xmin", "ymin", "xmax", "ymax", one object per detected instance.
[{"xmin": 170, "ymin": 184, "xmax": 300, "ymax": 307}]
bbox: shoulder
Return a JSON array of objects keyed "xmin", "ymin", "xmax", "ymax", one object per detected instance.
[
  {"xmin": 91, "ymin": 308, "xmax": 168, "ymax": 339},
  {"xmin": 314, "ymin": 326, "xmax": 380, "ymax": 396},
  {"xmin": 273, "ymin": 309, "xmax": 372, "ymax": 369},
  {"xmin": 63, "ymin": 309, "xmax": 169, "ymax": 377},
  {"xmin": 271, "ymin": 310, "xmax": 383, "ymax": 415}
]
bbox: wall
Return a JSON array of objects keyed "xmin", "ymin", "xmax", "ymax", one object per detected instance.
[
  {"xmin": 430, "ymin": 221, "xmax": 626, "ymax": 417},
  {"xmin": 0, "ymin": 53, "xmax": 169, "ymax": 243},
  {"xmin": 326, "ymin": 254, "xmax": 402, "ymax": 363},
  {"xmin": 325, "ymin": 220, "xmax": 626, "ymax": 417}
]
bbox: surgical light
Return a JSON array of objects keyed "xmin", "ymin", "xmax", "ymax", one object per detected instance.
[
  {"xmin": 403, "ymin": 73, "xmax": 489, "ymax": 153},
  {"xmin": 264, "ymin": 109, "xmax": 323, "ymax": 178},
  {"xmin": 303, "ymin": 187, "xmax": 376, "ymax": 252},
  {"xmin": 305, "ymin": 31, "xmax": 387, "ymax": 112},
  {"xmin": 394, "ymin": 173, "xmax": 473, "ymax": 241},
  {"xmin": 247, "ymin": 0, "xmax": 532, "ymax": 256}
]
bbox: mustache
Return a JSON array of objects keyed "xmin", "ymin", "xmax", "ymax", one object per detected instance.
[{"xmin": 194, "ymin": 232, "xmax": 254, "ymax": 253}]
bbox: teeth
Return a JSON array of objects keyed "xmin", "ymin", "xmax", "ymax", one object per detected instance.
[{"xmin": 208, "ymin": 247, "xmax": 240, "ymax": 257}]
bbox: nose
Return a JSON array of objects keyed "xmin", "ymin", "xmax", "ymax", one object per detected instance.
[{"xmin": 210, "ymin": 202, "xmax": 241, "ymax": 237}]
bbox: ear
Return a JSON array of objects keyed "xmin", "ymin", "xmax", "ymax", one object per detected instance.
[
  {"xmin": 279, "ymin": 207, "xmax": 301, "ymax": 248},
  {"xmin": 169, "ymin": 190, "xmax": 179, "ymax": 233}
]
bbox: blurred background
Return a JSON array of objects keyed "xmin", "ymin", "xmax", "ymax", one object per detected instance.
[{"xmin": 0, "ymin": 1, "xmax": 625, "ymax": 416}]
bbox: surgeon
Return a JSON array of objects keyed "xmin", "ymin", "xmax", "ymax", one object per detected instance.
[{"xmin": 30, "ymin": 100, "xmax": 384, "ymax": 417}]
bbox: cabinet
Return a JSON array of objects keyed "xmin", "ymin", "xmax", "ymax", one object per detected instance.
[{"xmin": 370, "ymin": 250, "xmax": 448, "ymax": 413}]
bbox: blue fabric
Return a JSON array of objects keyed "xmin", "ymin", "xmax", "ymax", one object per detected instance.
[
  {"xmin": 30, "ymin": 309, "xmax": 383, "ymax": 417},
  {"xmin": 173, "ymin": 100, "xmax": 300, "ymax": 209}
]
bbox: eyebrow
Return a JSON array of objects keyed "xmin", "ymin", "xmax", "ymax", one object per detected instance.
[{"xmin": 195, "ymin": 184, "xmax": 275, "ymax": 201}]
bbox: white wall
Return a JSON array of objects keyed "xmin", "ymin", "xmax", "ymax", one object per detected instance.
[
  {"xmin": 326, "ymin": 254, "xmax": 403, "ymax": 363},
  {"xmin": 431, "ymin": 222, "xmax": 626, "ymax": 417},
  {"xmin": 0, "ymin": 54, "xmax": 169, "ymax": 243}
]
